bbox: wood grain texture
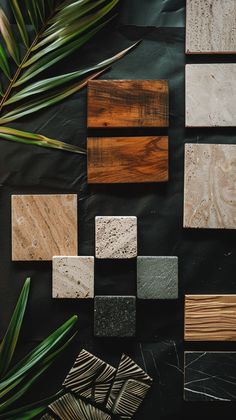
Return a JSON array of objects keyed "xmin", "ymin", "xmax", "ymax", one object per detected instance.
[
  {"xmin": 186, "ymin": 0, "xmax": 236, "ymax": 54},
  {"xmin": 12, "ymin": 194, "xmax": 78, "ymax": 261},
  {"xmin": 87, "ymin": 80, "xmax": 169, "ymax": 128},
  {"xmin": 185, "ymin": 295, "xmax": 236, "ymax": 341},
  {"xmin": 87, "ymin": 136, "xmax": 168, "ymax": 184},
  {"xmin": 184, "ymin": 144, "xmax": 236, "ymax": 229}
]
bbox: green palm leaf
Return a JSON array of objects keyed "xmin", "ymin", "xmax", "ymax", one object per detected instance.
[
  {"xmin": 0, "ymin": 9, "xmax": 20, "ymax": 64},
  {"xmin": 9, "ymin": 0, "xmax": 29, "ymax": 47},
  {"xmin": 0, "ymin": 44, "xmax": 11, "ymax": 79}
]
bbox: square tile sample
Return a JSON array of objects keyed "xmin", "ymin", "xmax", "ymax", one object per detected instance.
[
  {"xmin": 184, "ymin": 144, "xmax": 236, "ymax": 229},
  {"xmin": 52, "ymin": 256, "xmax": 94, "ymax": 299},
  {"xmin": 87, "ymin": 136, "xmax": 169, "ymax": 184},
  {"xmin": 94, "ymin": 296, "xmax": 136, "ymax": 337},
  {"xmin": 184, "ymin": 352, "xmax": 236, "ymax": 401},
  {"xmin": 95, "ymin": 216, "xmax": 137, "ymax": 259},
  {"xmin": 186, "ymin": 0, "xmax": 236, "ymax": 54},
  {"xmin": 87, "ymin": 80, "xmax": 169, "ymax": 128},
  {"xmin": 137, "ymin": 256, "xmax": 178, "ymax": 299},
  {"xmin": 186, "ymin": 64, "xmax": 236, "ymax": 127},
  {"xmin": 185, "ymin": 295, "xmax": 236, "ymax": 341},
  {"xmin": 12, "ymin": 194, "xmax": 78, "ymax": 261}
]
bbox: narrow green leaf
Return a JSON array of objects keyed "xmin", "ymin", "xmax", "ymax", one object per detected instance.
[
  {"xmin": 15, "ymin": 19, "xmax": 112, "ymax": 86},
  {"xmin": 7, "ymin": 43, "xmax": 137, "ymax": 105},
  {"xmin": 0, "ymin": 126, "xmax": 87, "ymax": 154},
  {"xmin": 0, "ymin": 44, "xmax": 11, "ymax": 79},
  {"xmin": 1, "ymin": 70, "xmax": 105, "ymax": 123},
  {"xmin": 0, "ymin": 9, "xmax": 20, "ymax": 64},
  {"xmin": 0, "ymin": 278, "xmax": 30, "ymax": 378},
  {"xmin": 25, "ymin": 0, "xmax": 39, "ymax": 31},
  {"xmin": 9, "ymin": 0, "xmax": 29, "ymax": 47}
]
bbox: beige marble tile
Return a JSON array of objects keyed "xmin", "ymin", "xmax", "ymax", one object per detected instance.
[
  {"xmin": 12, "ymin": 194, "xmax": 78, "ymax": 261},
  {"xmin": 186, "ymin": 0, "xmax": 236, "ymax": 54},
  {"xmin": 186, "ymin": 64, "xmax": 236, "ymax": 127},
  {"xmin": 52, "ymin": 256, "xmax": 94, "ymax": 298},
  {"xmin": 184, "ymin": 144, "xmax": 236, "ymax": 229}
]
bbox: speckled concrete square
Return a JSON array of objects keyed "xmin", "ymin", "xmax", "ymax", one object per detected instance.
[
  {"xmin": 94, "ymin": 296, "xmax": 136, "ymax": 337},
  {"xmin": 186, "ymin": 0, "xmax": 236, "ymax": 54},
  {"xmin": 184, "ymin": 143, "xmax": 236, "ymax": 229},
  {"xmin": 95, "ymin": 216, "xmax": 137, "ymax": 259},
  {"xmin": 12, "ymin": 194, "xmax": 78, "ymax": 261},
  {"xmin": 52, "ymin": 256, "xmax": 94, "ymax": 299},
  {"xmin": 137, "ymin": 256, "xmax": 178, "ymax": 299}
]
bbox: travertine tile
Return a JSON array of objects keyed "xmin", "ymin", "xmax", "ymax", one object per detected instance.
[
  {"xmin": 186, "ymin": 64, "xmax": 236, "ymax": 127},
  {"xmin": 12, "ymin": 194, "xmax": 78, "ymax": 261},
  {"xmin": 95, "ymin": 216, "xmax": 137, "ymax": 259},
  {"xmin": 184, "ymin": 144, "xmax": 236, "ymax": 229},
  {"xmin": 52, "ymin": 256, "xmax": 94, "ymax": 299},
  {"xmin": 94, "ymin": 296, "xmax": 136, "ymax": 337},
  {"xmin": 186, "ymin": 0, "xmax": 236, "ymax": 54},
  {"xmin": 137, "ymin": 256, "xmax": 178, "ymax": 299}
]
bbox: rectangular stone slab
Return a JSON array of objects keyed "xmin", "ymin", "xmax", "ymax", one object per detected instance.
[
  {"xmin": 87, "ymin": 136, "xmax": 169, "ymax": 184},
  {"xmin": 186, "ymin": 0, "xmax": 236, "ymax": 54},
  {"xmin": 52, "ymin": 256, "xmax": 94, "ymax": 299},
  {"xmin": 12, "ymin": 194, "xmax": 78, "ymax": 261},
  {"xmin": 183, "ymin": 143, "xmax": 236, "ymax": 229},
  {"xmin": 184, "ymin": 352, "xmax": 236, "ymax": 401},
  {"xmin": 185, "ymin": 64, "xmax": 236, "ymax": 127},
  {"xmin": 185, "ymin": 295, "xmax": 236, "ymax": 341},
  {"xmin": 87, "ymin": 80, "xmax": 169, "ymax": 128}
]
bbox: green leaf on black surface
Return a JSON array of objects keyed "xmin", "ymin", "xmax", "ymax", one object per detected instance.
[
  {"xmin": 0, "ymin": 44, "xmax": 11, "ymax": 79},
  {"xmin": 0, "ymin": 278, "xmax": 30, "ymax": 378},
  {"xmin": 9, "ymin": 0, "xmax": 29, "ymax": 47},
  {"xmin": 0, "ymin": 9, "xmax": 20, "ymax": 64}
]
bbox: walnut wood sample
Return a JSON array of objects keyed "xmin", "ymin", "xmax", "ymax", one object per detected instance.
[
  {"xmin": 87, "ymin": 80, "xmax": 169, "ymax": 128},
  {"xmin": 87, "ymin": 136, "xmax": 168, "ymax": 183},
  {"xmin": 185, "ymin": 295, "xmax": 236, "ymax": 341}
]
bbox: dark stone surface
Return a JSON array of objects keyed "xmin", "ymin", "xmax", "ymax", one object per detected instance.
[{"xmin": 94, "ymin": 296, "xmax": 136, "ymax": 337}]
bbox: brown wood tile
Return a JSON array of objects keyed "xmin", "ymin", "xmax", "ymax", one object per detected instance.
[
  {"xmin": 185, "ymin": 295, "xmax": 236, "ymax": 341},
  {"xmin": 87, "ymin": 136, "xmax": 168, "ymax": 184},
  {"xmin": 87, "ymin": 80, "xmax": 169, "ymax": 128}
]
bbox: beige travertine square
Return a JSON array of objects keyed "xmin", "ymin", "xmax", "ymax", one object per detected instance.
[
  {"xmin": 186, "ymin": 0, "xmax": 236, "ymax": 54},
  {"xmin": 12, "ymin": 194, "xmax": 78, "ymax": 261},
  {"xmin": 53, "ymin": 256, "xmax": 94, "ymax": 298},
  {"xmin": 184, "ymin": 144, "xmax": 236, "ymax": 229},
  {"xmin": 186, "ymin": 64, "xmax": 236, "ymax": 127}
]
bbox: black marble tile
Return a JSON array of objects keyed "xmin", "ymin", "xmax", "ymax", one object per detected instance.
[{"xmin": 184, "ymin": 351, "xmax": 236, "ymax": 401}]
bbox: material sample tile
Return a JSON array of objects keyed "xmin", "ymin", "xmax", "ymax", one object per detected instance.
[
  {"xmin": 12, "ymin": 194, "xmax": 78, "ymax": 261},
  {"xmin": 185, "ymin": 295, "xmax": 236, "ymax": 341},
  {"xmin": 87, "ymin": 136, "xmax": 169, "ymax": 184},
  {"xmin": 94, "ymin": 296, "xmax": 136, "ymax": 337},
  {"xmin": 52, "ymin": 256, "xmax": 94, "ymax": 299},
  {"xmin": 184, "ymin": 144, "xmax": 236, "ymax": 229},
  {"xmin": 185, "ymin": 64, "xmax": 236, "ymax": 127},
  {"xmin": 184, "ymin": 352, "xmax": 236, "ymax": 401},
  {"xmin": 63, "ymin": 349, "xmax": 116, "ymax": 404},
  {"xmin": 137, "ymin": 256, "xmax": 178, "ymax": 299},
  {"xmin": 186, "ymin": 0, "xmax": 236, "ymax": 54},
  {"xmin": 49, "ymin": 393, "xmax": 111, "ymax": 420},
  {"xmin": 95, "ymin": 216, "xmax": 137, "ymax": 259},
  {"xmin": 87, "ymin": 80, "xmax": 169, "ymax": 128},
  {"xmin": 107, "ymin": 354, "xmax": 153, "ymax": 417}
]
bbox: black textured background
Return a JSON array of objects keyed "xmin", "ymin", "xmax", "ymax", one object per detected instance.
[{"xmin": 0, "ymin": 0, "xmax": 236, "ymax": 418}]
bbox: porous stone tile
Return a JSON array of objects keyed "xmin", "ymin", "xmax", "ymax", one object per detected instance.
[
  {"xmin": 137, "ymin": 256, "xmax": 178, "ymax": 299},
  {"xmin": 185, "ymin": 64, "xmax": 236, "ymax": 127},
  {"xmin": 184, "ymin": 144, "xmax": 236, "ymax": 229},
  {"xmin": 94, "ymin": 296, "xmax": 136, "ymax": 337},
  {"xmin": 186, "ymin": 0, "xmax": 236, "ymax": 54},
  {"xmin": 52, "ymin": 256, "xmax": 94, "ymax": 299},
  {"xmin": 95, "ymin": 216, "xmax": 137, "ymax": 259},
  {"xmin": 12, "ymin": 194, "xmax": 78, "ymax": 261}
]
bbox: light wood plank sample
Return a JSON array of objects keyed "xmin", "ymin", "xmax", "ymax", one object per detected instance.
[
  {"xmin": 183, "ymin": 144, "xmax": 236, "ymax": 229},
  {"xmin": 186, "ymin": 64, "xmax": 236, "ymax": 127},
  {"xmin": 185, "ymin": 295, "xmax": 236, "ymax": 341},
  {"xmin": 87, "ymin": 136, "xmax": 168, "ymax": 184},
  {"xmin": 186, "ymin": 0, "xmax": 236, "ymax": 54},
  {"xmin": 12, "ymin": 194, "xmax": 78, "ymax": 261},
  {"xmin": 87, "ymin": 80, "xmax": 169, "ymax": 128}
]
